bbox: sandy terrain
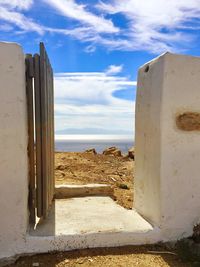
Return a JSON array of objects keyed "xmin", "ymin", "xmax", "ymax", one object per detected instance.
[
  {"xmin": 55, "ymin": 151, "xmax": 134, "ymax": 209},
  {"xmin": 6, "ymin": 151, "xmax": 194, "ymax": 267},
  {"xmin": 8, "ymin": 245, "xmax": 192, "ymax": 267}
]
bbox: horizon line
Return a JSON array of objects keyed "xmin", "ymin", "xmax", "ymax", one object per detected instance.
[{"xmin": 55, "ymin": 134, "xmax": 134, "ymax": 141}]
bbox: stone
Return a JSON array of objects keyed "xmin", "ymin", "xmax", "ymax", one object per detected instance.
[
  {"xmin": 56, "ymin": 165, "xmax": 65, "ymax": 170},
  {"xmin": 128, "ymin": 147, "xmax": 134, "ymax": 159},
  {"xmin": 60, "ymin": 172, "xmax": 65, "ymax": 177},
  {"xmin": 118, "ymin": 183, "xmax": 129, "ymax": 190},
  {"xmin": 84, "ymin": 148, "xmax": 97, "ymax": 154},
  {"xmin": 103, "ymin": 147, "xmax": 122, "ymax": 157}
]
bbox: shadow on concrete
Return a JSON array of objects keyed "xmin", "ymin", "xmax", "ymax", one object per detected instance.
[
  {"xmin": 29, "ymin": 196, "xmax": 153, "ymax": 237},
  {"xmin": 30, "ymin": 201, "xmax": 56, "ymax": 236}
]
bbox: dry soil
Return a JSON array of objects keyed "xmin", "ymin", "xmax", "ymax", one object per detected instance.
[
  {"xmin": 55, "ymin": 151, "xmax": 134, "ymax": 209},
  {"xmin": 5, "ymin": 152, "xmax": 194, "ymax": 267}
]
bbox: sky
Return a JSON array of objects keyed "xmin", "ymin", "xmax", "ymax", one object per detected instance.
[{"xmin": 1, "ymin": 0, "xmax": 200, "ymax": 137}]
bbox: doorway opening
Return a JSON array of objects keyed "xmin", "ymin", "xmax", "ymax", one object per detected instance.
[
  {"xmin": 54, "ymin": 140, "xmax": 134, "ymax": 209},
  {"xmin": 27, "ymin": 43, "xmax": 141, "ymax": 238}
]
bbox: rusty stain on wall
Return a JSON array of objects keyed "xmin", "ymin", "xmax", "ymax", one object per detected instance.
[{"xmin": 176, "ymin": 112, "xmax": 200, "ymax": 131}]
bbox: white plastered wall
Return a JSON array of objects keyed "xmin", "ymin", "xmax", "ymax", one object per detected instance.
[
  {"xmin": 135, "ymin": 52, "xmax": 200, "ymax": 240},
  {"xmin": 0, "ymin": 42, "xmax": 29, "ymax": 259},
  {"xmin": 135, "ymin": 55, "xmax": 164, "ymax": 226},
  {"xmin": 2, "ymin": 42, "xmax": 200, "ymax": 263}
]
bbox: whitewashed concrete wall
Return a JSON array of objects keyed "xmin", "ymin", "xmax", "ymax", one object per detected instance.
[
  {"xmin": 0, "ymin": 43, "xmax": 29, "ymax": 260},
  {"xmin": 135, "ymin": 52, "xmax": 200, "ymax": 240},
  {"xmin": 2, "ymin": 42, "xmax": 200, "ymax": 263}
]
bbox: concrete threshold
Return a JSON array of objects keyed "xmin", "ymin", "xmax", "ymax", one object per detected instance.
[
  {"xmin": 55, "ymin": 184, "xmax": 113, "ymax": 198},
  {"xmin": 26, "ymin": 197, "xmax": 161, "ymax": 254}
]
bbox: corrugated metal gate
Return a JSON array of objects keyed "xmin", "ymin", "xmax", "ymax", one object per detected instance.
[{"xmin": 26, "ymin": 42, "xmax": 54, "ymax": 223}]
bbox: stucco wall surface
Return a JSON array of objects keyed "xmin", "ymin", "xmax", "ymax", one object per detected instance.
[
  {"xmin": 135, "ymin": 52, "xmax": 200, "ymax": 240},
  {"xmin": 2, "ymin": 42, "xmax": 200, "ymax": 264},
  {"xmin": 161, "ymin": 53, "xmax": 200, "ymax": 239},
  {"xmin": 135, "ymin": 55, "xmax": 164, "ymax": 226},
  {"xmin": 0, "ymin": 43, "xmax": 29, "ymax": 259}
]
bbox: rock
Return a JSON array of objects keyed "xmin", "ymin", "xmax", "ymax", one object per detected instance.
[
  {"xmin": 84, "ymin": 148, "xmax": 97, "ymax": 155},
  {"xmin": 118, "ymin": 183, "xmax": 129, "ymax": 190},
  {"xmin": 103, "ymin": 147, "xmax": 122, "ymax": 157},
  {"xmin": 56, "ymin": 165, "xmax": 65, "ymax": 170},
  {"xmin": 32, "ymin": 263, "xmax": 40, "ymax": 267},
  {"xmin": 60, "ymin": 171, "xmax": 65, "ymax": 177},
  {"xmin": 128, "ymin": 147, "xmax": 134, "ymax": 159}
]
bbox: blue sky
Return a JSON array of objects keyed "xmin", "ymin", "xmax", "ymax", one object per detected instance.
[{"xmin": 1, "ymin": 0, "xmax": 200, "ymax": 136}]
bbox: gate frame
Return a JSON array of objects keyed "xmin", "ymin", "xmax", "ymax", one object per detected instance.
[{"xmin": 26, "ymin": 42, "xmax": 55, "ymax": 223}]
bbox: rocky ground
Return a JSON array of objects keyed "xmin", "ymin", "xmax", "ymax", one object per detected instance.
[
  {"xmin": 55, "ymin": 147, "xmax": 134, "ymax": 209},
  {"xmin": 6, "ymin": 147, "xmax": 198, "ymax": 267}
]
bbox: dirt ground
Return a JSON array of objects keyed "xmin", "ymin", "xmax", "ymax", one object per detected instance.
[
  {"xmin": 6, "ymin": 151, "xmax": 195, "ymax": 267},
  {"xmin": 55, "ymin": 151, "xmax": 134, "ymax": 209},
  {"xmin": 8, "ymin": 245, "xmax": 193, "ymax": 267}
]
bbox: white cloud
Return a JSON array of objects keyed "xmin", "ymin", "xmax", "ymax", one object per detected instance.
[
  {"xmin": 45, "ymin": 0, "xmax": 200, "ymax": 54},
  {"xmin": 46, "ymin": 26, "xmax": 100, "ymax": 43},
  {"xmin": 97, "ymin": 0, "xmax": 200, "ymax": 53},
  {"xmin": 0, "ymin": 23, "xmax": 13, "ymax": 31},
  {"xmin": 1, "ymin": 0, "xmax": 200, "ymax": 54},
  {"xmin": 0, "ymin": 3, "xmax": 44, "ymax": 34},
  {"xmin": 106, "ymin": 65, "xmax": 123, "ymax": 75},
  {"xmin": 0, "ymin": 0, "xmax": 115, "ymax": 43},
  {"xmin": 0, "ymin": 0, "xmax": 33, "ymax": 10},
  {"xmin": 0, "ymin": 1, "xmax": 99, "ymax": 39},
  {"xmin": 54, "ymin": 71, "xmax": 136, "ymax": 104},
  {"xmin": 55, "ymin": 102, "xmax": 135, "ymax": 135},
  {"xmin": 43, "ymin": 0, "xmax": 119, "ymax": 34},
  {"xmin": 54, "ymin": 69, "xmax": 135, "ymax": 135}
]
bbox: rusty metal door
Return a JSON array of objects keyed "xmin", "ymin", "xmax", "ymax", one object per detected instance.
[{"xmin": 26, "ymin": 43, "xmax": 55, "ymax": 223}]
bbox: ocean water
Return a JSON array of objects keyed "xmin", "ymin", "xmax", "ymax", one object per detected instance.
[{"xmin": 55, "ymin": 135, "xmax": 134, "ymax": 154}]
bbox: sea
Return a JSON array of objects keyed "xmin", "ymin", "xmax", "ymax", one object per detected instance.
[{"xmin": 55, "ymin": 135, "xmax": 134, "ymax": 154}]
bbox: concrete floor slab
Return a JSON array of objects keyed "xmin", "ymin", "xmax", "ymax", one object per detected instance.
[
  {"xmin": 30, "ymin": 197, "xmax": 154, "ymax": 236},
  {"xmin": 25, "ymin": 197, "xmax": 161, "ymax": 254}
]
